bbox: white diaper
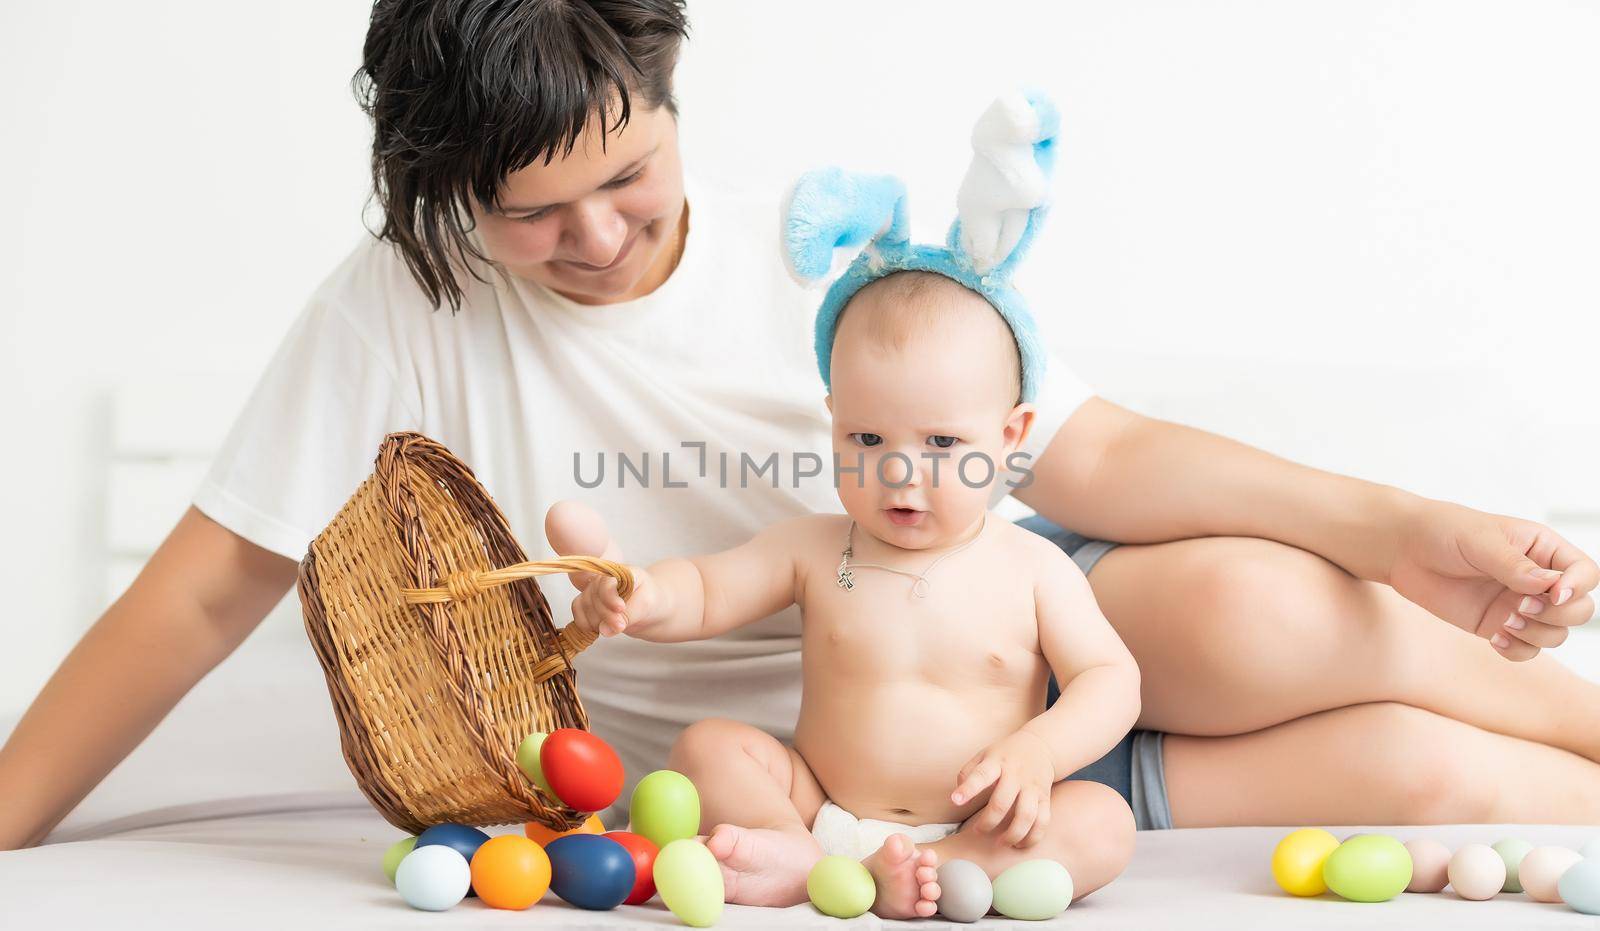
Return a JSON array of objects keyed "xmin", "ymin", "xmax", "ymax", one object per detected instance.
[{"xmin": 810, "ymin": 800, "xmax": 962, "ymax": 860}]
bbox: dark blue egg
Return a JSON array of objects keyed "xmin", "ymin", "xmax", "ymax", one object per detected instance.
[
  {"xmin": 416, "ymin": 823, "xmax": 491, "ymax": 897},
  {"xmin": 547, "ymin": 834, "xmax": 637, "ymax": 910}
]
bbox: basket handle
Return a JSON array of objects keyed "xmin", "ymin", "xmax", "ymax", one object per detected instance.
[{"xmin": 400, "ymin": 556, "xmax": 635, "ymax": 657}]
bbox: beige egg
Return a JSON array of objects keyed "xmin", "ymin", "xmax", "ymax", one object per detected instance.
[
  {"xmin": 1520, "ymin": 846, "xmax": 1583, "ymax": 903},
  {"xmin": 1447, "ymin": 844, "xmax": 1506, "ymax": 901},
  {"xmin": 1405, "ymin": 839, "xmax": 1451, "ymax": 893}
]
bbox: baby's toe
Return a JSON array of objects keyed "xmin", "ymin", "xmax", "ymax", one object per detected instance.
[{"xmin": 882, "ymin": 833, "xmax": 913, "ymax": 863}]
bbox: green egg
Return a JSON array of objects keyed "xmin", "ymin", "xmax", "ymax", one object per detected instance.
[
  {"xmin": 515, "ymin": 732, "xmax": 554, "ymax": 794},
  {"xmin": 653, "ymin": 839, "xmax": 724, "ymax": 927},
  {"xmin": 381, "ymin": 836, "xmax": 417, "ymax": 885},
  {"xmin": 1492, "ymin": 838, "xmax": 1533, "ymax": 893},
  {"xmin": 1322, "ymin": 835, "xmax": 1412, "ymax": 902},
  {"xmin": 630, "ymin": 770, "xmax": 701, "ymax": 848},
  {"xmin": 807, "ymin": 855, "xmax": 876, "ymax": 918},
  {"xmin": 992, "ymin": 859, "xmax": 1073, "ymax": 920}
]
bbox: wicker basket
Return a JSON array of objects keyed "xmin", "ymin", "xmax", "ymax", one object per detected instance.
[{"xmin": 297, "ymin": 431, "xmax": 633, "ymax": 834}]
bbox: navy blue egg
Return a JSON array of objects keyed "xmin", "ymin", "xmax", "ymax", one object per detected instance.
[
  {"xmin": 416, "ymin": 823, "xmax": 491, "ymax": 897},
  {"xmin": 547, "ymin": 834, "xmax": 637, "ymax": 910}
]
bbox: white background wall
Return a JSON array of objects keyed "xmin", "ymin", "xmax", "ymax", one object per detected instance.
[{"xmin": 3, "ymin": 1, "xmax": 1598, "ymax": 717}]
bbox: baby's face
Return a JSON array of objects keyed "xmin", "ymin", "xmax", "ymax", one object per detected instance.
[{"xmin": 827, "ymin": 275, "xmax": 1034, "ymax": 551}]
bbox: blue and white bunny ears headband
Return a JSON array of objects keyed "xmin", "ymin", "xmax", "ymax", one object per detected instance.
[{"xmin": 781, "ymin": 90, "xmax": 1060, "ymax": 402}]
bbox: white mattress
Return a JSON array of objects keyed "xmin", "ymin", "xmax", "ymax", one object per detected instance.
[
  {"xmin": 8, "ymin": 617, "xmax": 1600, "ymax": 928},
  {"xmin": 4, "ymin": 796, "xmax": 1598, "ymax": 929}
]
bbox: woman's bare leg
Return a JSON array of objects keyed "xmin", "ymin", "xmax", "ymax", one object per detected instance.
[
  {"xmin": 1164, "ymin": 702, "xmax": 1600, "ymax": 827},
  {"xmin": 1088, "ymin": 536, "xmax": 1600, "ymax": 761}
]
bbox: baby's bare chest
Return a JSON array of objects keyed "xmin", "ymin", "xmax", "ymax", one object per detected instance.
[{"xmin": 799, "ymin": 552, "xmax": 1042, "ymax": 686}]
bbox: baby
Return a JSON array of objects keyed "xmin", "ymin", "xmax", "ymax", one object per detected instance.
[{"xmin": 555, "ymin": 267, "xmax": 1141, "ymax": 918}]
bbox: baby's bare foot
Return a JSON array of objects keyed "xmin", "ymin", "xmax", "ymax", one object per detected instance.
[
  {"xmin": 704, "ymin": 824, "xmax": 823, "ymax": 908},
  {"xmin": 863, "ymin": 833, "xmax": 941, "ymax": 918}
]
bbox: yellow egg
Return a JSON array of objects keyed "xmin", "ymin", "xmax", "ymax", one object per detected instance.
[{"xmin": 1272, "ymin": 828, "xmax": 1341, "ymax": 896}]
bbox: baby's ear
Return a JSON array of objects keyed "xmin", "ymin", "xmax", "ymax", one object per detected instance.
[
  {"xmin": 824, "ymin": 394, "xmax": 834, "ymax": 414},
  {"xmin": 780, "ymin": 167, "xmax": 910, "ymax": 287},
  {"xmin": 1003, "ymin": 402, "xmax": 1037, "ymax": 453}
]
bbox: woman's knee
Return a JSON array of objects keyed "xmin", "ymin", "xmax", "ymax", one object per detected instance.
[{"xmin": 1343, "ymin": 703, "xmax": 1498, "ymax": 823}]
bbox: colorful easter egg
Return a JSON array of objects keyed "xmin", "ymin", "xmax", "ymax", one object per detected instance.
[
  {"xmin": 516, "ymin": 731, "xmax": 555, "ymax": 794},
  {"xmin": 469, "ymin": 834, "xmax": 551, "ymax": 910},
  {"xmin": 1558, "ymin": 858, "xmax": 1600, "ymax": 915},
  {"xmin": 605, "ymin": 831, "xmax": 661, "ymax": 905},
  {"xmin": 395, "ymin": 844, "xmax": 471, "ymax": 911},
  {"xmin": 936, "ymin": 859, "xmax": 993, "ymax": 923},
  {"xmin": 654, "ymin": 838, "xmax": 726, "ymax": 927},
  {"xmin": 1521, "ymin": 846, "xmax": 1583, "ymax": 903},
  {"xmin": 1322, "ymin": 835, "xmax": 1411, "ymax": 903},
  {"xmin": 1272, "ymin": 828, "xmax": 1340, "ymax": 896},
  {"xmin": 992, "ymin": 860, "xmax": 1072, "ymax": 920},
  {"xmin": 807, "ymin": 855, "xmax": 876, "ymax": 919},
  {"xmin": 631, "ymin": 770, "xmax": 702, "ymax": 849},
  {"xmin": 382, "ymin": 836, "xmax": 417, "ymax": 885},
  {"xmin": 525, "ymin": 812, "xmax": 604, "ymax": 846},
  {"xmin": 541, "ymin": 728, "xmax": 625, "ymax": 812},
  {"xmin": 546, "ymin": 833, "xmax": 635, "ymax": 910},
  {"xmin": 1447, "ymin": 844, "xmax": 1505, "ymax": 900},
  {"xmin": 1492, "ymin": 838, "xmax": 1533, "ymax": 893},
  {"xmin": 1403, "ymin": 838, "xmax": 1450, "ymax": 893}
]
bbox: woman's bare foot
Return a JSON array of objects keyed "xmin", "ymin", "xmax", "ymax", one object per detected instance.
[
  {"xmin": 863, "ymin": 833, "xmax": 941, "ymax": 918},
  {"xmin": 704, "ymin": 823, "xmax": 824, "ymax": 907}
]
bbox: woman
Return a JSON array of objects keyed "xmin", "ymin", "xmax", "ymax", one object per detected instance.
[{"xmin": 1, "ymin": 0, "xmax": 1596, "ymax": 851}]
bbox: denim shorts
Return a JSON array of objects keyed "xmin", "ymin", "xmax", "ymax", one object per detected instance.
[{"xmin": 1014, "ymin": 515, "xmax": 1173, "ymax": 831}]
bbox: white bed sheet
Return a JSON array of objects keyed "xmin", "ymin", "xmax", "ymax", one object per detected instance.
[{"xmin": 3, "ymin": 795, "xmax": 1597, "ymax": 929}]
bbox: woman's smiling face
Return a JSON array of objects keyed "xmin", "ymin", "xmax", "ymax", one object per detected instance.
[{"xmin": 474, "ymin": 105, "xmax": 686, "ymax": 305}]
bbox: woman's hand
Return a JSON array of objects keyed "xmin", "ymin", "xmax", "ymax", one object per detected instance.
[
  {"xmin": 1388, "ymin": 499, "xmax": 1598, "ymax": 661},
  {"xmin": 950, "ymin": 730, "xmax": 1057, "ymax": 848},
  {"xmin": 571, "ymin": 568, "xmax": 659, "ymax": 638}
]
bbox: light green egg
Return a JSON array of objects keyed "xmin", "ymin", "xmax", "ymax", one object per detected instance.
[
  {"xmin": 807, "ymin": 855, "xmax": 875, "ymax": 919},
  {"xmin": 1492, "ymin": 838, "xmax": 1534, "ymax": 893},
  {"xmin": 515, "ymin": 731, "xmax": 554, "ymax": 794},
  {"xmin": 653, "ymin": 839, "xmax": 724, "ymax": 927},
  {"xmin": 631, "ymin": 770, "xmax": 701, "ymax": 848},
  {"xmin": 382, "ymin": 836, "xmax": 417, "ymax": 885},
  {"xmin": 1322, "ymin": 835, "xmax": 1412, "ymax": 902},
  {"xmin": 992, "ymin": 860, "xmax": 1072, "ymax": 920}
]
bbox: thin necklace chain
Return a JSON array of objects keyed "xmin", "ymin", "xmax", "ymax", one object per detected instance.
[{"xmin": 836, "ymin": 513, "xmax": 988, "ymax": 598}]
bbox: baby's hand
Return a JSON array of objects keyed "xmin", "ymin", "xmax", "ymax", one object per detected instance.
[
  {"xmin": 572, "ymin": 568, "xmax": 658, "ymax": 639},
  {"xmin": 951, "ymin": 730, "xmax": 1056, "ymax": 848}
]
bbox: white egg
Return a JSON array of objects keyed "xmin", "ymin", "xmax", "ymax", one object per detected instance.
[
  {"xmin": 1519, "ymin": 846, "xmax": 1583, "ymax": 903},
  {"xmin": 395, "ymin": 844, "xmax": 471, "ymax": 911},
  {"xmin": 1447, "ymin": 844, "xmax": 1506, "ymax": 901},
  {"xmin": 1405, "ymin": 839, "xmax": 1451, "ymax": 893}
]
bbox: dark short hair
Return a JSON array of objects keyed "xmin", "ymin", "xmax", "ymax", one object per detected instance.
[{"xmin": 357, "ymin": 0, "xmax": 689, "ymax": 311}]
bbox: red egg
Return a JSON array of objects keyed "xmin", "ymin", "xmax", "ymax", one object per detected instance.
[
  {"xmin": 605, "ymin": 831, "xmax": 660, "ymax": 905},
  {"xmin": 540, "ymin": 728, "xmax": 624, "ymax": 812}
]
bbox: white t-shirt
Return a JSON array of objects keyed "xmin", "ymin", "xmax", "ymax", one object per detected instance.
[{"xmin": 193, "ymin": 179, "xmax": 1093, "ymax": 818}]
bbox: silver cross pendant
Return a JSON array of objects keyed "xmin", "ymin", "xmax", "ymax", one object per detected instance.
[{"xmin": 836, "ymin": 551, "xmax": 855, "ymax": 591}]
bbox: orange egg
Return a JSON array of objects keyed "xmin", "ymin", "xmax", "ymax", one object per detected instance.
[
  {"xmin": 469, "ymin": 835, "xmax": 551, "ymax": 910},
  {"xmin": 524, "ymin": 812, "xmax": 604, "ymax": 846}
]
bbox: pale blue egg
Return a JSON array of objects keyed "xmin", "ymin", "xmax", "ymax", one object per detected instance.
[
  {"xmin": 1558, "ymin": 859, "xmax": 1600, "ymax": 915},
  {"xmin": 395, "ymin": 844, "xmax": 471, "ymax": 911}
]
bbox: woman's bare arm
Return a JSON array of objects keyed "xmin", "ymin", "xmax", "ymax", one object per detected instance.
[{"xmin": 0, "ymin": 506, "xmax": 297, "ymax": 849}]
